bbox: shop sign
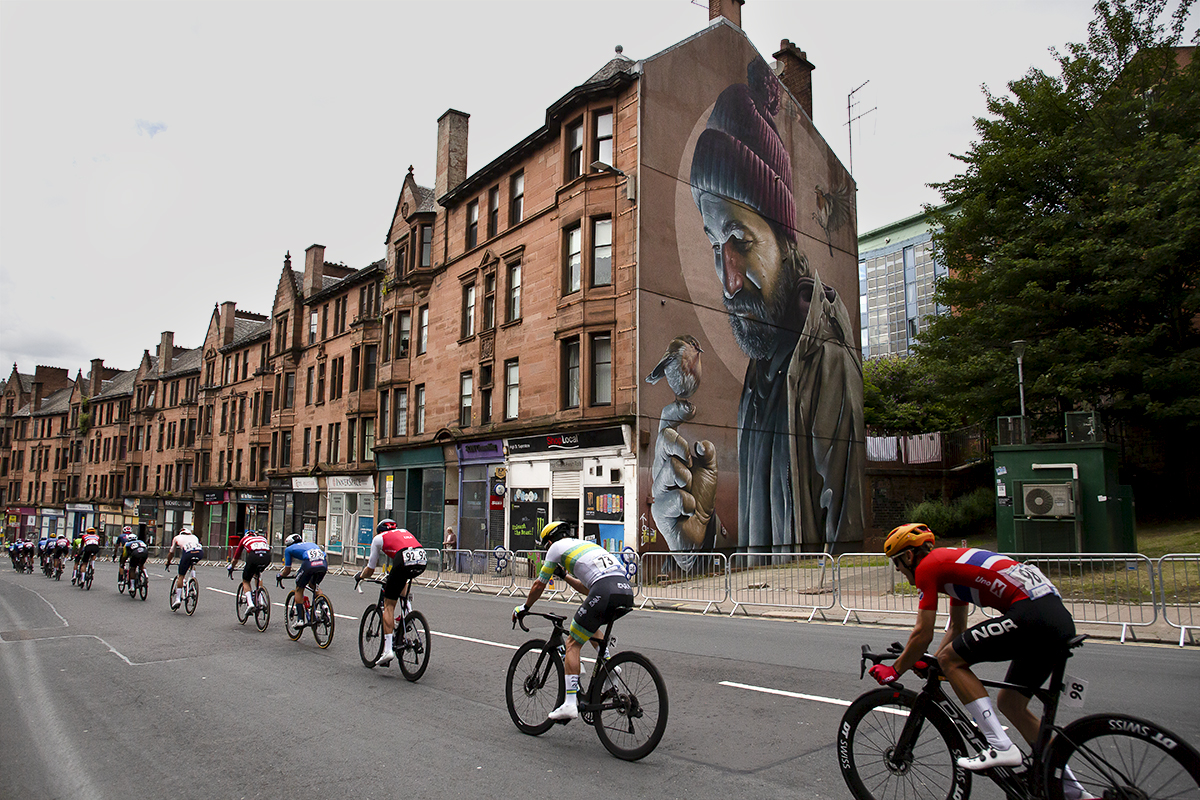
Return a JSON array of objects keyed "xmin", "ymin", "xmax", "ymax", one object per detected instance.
[
  {"xmin": 292, "ymin": 477, "xmax": 319, "ymax": 493},
  {"xmin": 327, "ymin": 475, "xmax": 373, "ymax": 493},
  {"xmin": 459, "ymin": 439, "xmax": 504, "ymax": 462},
  {"xmin": 384, "ymin": 475, "xmax": 394, "ymax": 511},
  {"xmin": 66, "ymin": 503, "xmax": 94, "ymax": 512},
  {"xmin": 584, "ymin": 487, "xmax": 625, "ymax": 522},
  {"xmin": 238, "ymin": 491, "xmax": 268, "ymax": 504},
  {"xmin": 164, "ymin": 499, "xmax": 191, "ymax": 510},
  {"xmin": 507, "ymin": 426, "xmax": 624, "ymax": 455},
  {"xmin": 203, "ymin": 492, "xmax": 223, "ymax": 505},
  {"xmin": 268, "ymin": 478, "xmax": 291, "ymax": 490}
]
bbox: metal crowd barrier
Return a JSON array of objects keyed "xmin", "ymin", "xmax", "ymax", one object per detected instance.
[
  {"xmin": 727, "ymin": 552, "xmax": 837, "ymax": 620},
  {"xmin": 431, "ymin": 549, "xmax": 472, "ymax": 591},
  {"xmin": 1006, "ymin": 553, "xmax": 1158, "ymax": 643},
  {"xmin": 637, "ymin": 552, "xmax": 728, "ymax": 614},
  {"xmin": 1158, "ymin": 553, "xmax": 1200, "ymax": 647},
  {"xmin": 467, "ymin": 548, "xmax": 517, "ymax": 595},
  {"xmin": 835, "ymin": 552, "xmax": 930, "ymax": 623}
]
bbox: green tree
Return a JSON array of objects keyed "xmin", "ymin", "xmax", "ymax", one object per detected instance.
[
  {"xmin": 921, "ymin": 0, "xmax": 1199, "ymax": 431},
  {"xmin": 863, "ymin": 355, "xmax": 958, "ymax": 434}
]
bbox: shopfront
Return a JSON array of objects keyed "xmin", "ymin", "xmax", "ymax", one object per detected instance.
[
  {"xmin": 326, "ymin": 475, "xmax": 375, "ymax": 564},
  {"xmin": 269, "ymin": 477, "xmax": 319, "ymax": 553},
  {"xmin": 505, "ymin": 426, "xmax": 635, "ymax": 551},
  {"xmin": 235, "ymin": 491, "xmax": 269, "ymax": 538},
  {"xmin": 376, "ymin": 445, "xmax": 445, "ymax": 549},
  {"xmin": 38, "ymin": 508, "xmax": 64, "ymax": 538},
  {"xmin": 137, "ymin": 500, "xmax": 160, "ymax": 546},
  {"xmin": 458, "ymin": 440, "xmax": 506, "ymax": 552},
  {"xmin": 65, "ymin": 503, "xmax": 95, "ymax": 538}
]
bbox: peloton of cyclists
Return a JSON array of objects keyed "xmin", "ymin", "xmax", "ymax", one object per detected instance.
[
  {"xmin": 513, "ymin": 520, "xmax": 633, "ymax": 722},
  {"xmin": 227, "ymin": 529, "xmax": 272, "ymax": 611},
  {"xmin": 164, "ymin": 527, "xmax": 204, "ymax": 610},
  {"xmin": 353, "ymin": 519, "xmax": 427, "ymax": 666},
  {"xmin": 869, "ymin": 523, "xmax": 1078, "ymax": 772},
  {"xmin": 279, "ymin": 533, "xmax": 328, "ymax": 625}
]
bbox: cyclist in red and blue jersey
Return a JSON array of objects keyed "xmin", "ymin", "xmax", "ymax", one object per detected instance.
[
  {"xmin": 112, "ymin": 526, "xmax": 134, "ymax": 562},
  {"xmin": 53, "ymin": 534, "xmax": 70, "ymax": 576},
  {"xmin": 279, "ymin": 534, "xmax": 327, "ymax": 623},
  {"xmin": 353, "ymin": 519, "xmax": 427, "ymax": 666},
  {"xmin": 227, "ymin": 530, "xmax": 273, "ymax": 612},
  {"xmin": 870, "ymin": 524, "xmax": 1076, "ymax": 772},
  {"xmin": 76, "ymin": 528, "xmax": 102, "ymax": 584}
]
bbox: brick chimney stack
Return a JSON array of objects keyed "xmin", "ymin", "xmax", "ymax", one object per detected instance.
[
  {"xmin": 158, "ymin": 331, "xmax": 175, "ymax": 375},
  {"xmin": 304, "ymin": 244, "xmax": 326, "ymax": 296},
  {"xmin": 89, "ymin": 358, "xmax": 104, "ymax": 397},
  {"xmin": 220, "ymin": 301, "xmax": 237, "ymax": 347},
  {"xmin": 435, "ymin": 109, "xmax": 470, "ymax": 200},
  {"xmin": 774, "ymin": 39, "xmax": 816, "ymax": 120},
  {"xmin": 32, "ymin": 381, "xmax": 43, "ymax": 412},
  {"xmin": 709, "ymin": 0, "xmax": 744, "ymax": 27}
]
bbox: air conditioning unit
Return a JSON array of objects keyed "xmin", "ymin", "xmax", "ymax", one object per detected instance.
[{"xmin": 1023, "ymin": 483, "xmax": 1075, "ymax": 518}]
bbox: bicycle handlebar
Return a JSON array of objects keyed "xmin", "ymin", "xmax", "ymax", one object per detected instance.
[
  {"xmin": 354, "ymin": 576, "xmax": 385, "ymax": 593},
  {"xmin": 513, "ymin": 610, "xmax": 568, "ymax": 633},
  {"xmin": 859, "ymin": 642, "xmax": 936, "ymax": 681}
]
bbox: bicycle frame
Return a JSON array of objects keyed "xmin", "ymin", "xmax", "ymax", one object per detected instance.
[
  {"xmin": 518, "ymin": 612, "xmax": 620, "ymax": 714},
  {"xmin": 865, "ymin": 639, "xmax": 1080, "ymax": 800}
]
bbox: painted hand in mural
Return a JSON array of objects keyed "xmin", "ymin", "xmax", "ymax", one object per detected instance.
[{"xmin": 650, "ymin": 400, "xmax": 718, "ymax": 560}]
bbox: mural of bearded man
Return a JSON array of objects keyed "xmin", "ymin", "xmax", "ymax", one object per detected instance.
[{"xmin": 652, "ymin": 55, "xmax": 864, "ymax": 555}]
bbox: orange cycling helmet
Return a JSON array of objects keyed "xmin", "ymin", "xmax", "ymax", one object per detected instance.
[{"xmin": 883, "ymin": 523, "xmax": 935, "ymax": 558}]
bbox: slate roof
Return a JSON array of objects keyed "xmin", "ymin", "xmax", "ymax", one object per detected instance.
[
  {"xmin": 96, "ymin": 367, "xmax": 138, "ymax": 399},
  {"xmin": 161, "ymin": 347, "xmax": 203, "ymax": 377},
  {"xmin": 223, "ymin": 320, "xmax": 270, "ymax": 352},
  {"xmin": 31, "ymin": 385, "xmax": 73, "ymax": 416}
]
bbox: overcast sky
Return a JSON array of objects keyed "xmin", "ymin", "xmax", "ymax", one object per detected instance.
[{"xmin": 0, "ymin": 0, "xmax": 1146, "ymax": 379}]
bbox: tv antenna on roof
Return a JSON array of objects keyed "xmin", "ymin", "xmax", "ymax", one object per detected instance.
[{"xmin": 846, "ymin": 80, "xmax": 877, "ymax": 176}]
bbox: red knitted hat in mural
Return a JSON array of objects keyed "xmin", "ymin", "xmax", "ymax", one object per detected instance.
[{"xmin": 690, "ymin": 58, "xmax": 796, "ymax": 242}]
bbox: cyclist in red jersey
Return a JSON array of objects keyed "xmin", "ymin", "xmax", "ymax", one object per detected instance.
[
  {"xmin": 353, "ymin": 519, "xmax": 427, "ymax": 666},
  {"xmin": 227, "ymin": 530, "xmax": 273, "ymax": 612},
  {"xmin": 870, "ymin": 524, "xmax": 1076, "ymax": 772},
  {"xmin": 76, "ymin": 528, "xmax": 102, "ymax": 584}
]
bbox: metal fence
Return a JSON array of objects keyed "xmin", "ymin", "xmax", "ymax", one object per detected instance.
[
  {"xmin": 637, "ymin": 552, "xmax": 729, "ymax": 614},
  {"xmin": 835, "ymin": 553, "xmax": 926, "ymax": 623},
  {"xmin": 727, "ymin": 552, "xmax": 837, "ymax": 620},
  {"xmin": 1158, "ymin": 553, "xmax": 1200, "ymax": 647},
  {"xmin": 1005, "ymin": 553, "xmax": 1159, "ymax": 643}
]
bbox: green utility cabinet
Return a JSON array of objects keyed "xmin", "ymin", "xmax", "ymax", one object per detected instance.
[{"xmin": 993, "ymin": 442, "xmax": 1135, "ymax": 554}]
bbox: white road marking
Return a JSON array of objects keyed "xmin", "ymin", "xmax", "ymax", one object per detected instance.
[{"xmin": 719, "ymin": 680, "xmax": 908, "ymax": 716}]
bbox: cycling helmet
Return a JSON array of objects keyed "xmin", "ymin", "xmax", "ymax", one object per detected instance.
[
  {"xmin": 377, "ymin": 518, "xmax": 399, "ymax": 535},
  {"xmin": 538, "ymin": 521, "xmax": 570, "ymax": 548},
  {"xmin": 284, "ymin": 533, "xmax": 301, "ymax": 546},
  {"xmin": 883, "ymin": 523, "xmax": 936, "ymax": 559},
  {"xmin": 86, "ymin": 527, "xmax": 96, "ymax": 534},
  {"xmin": 122, "ymin": 526, "xmax": 133, "ymax": 534}
]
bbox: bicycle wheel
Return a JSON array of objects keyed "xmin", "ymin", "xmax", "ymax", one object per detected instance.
[
  {"xmin": 311, "ymin": 595, "xmax": 334, "ymax": 649},
  {"xmin": 253, "ymin": 586, "xmax": 270, "ymax": 632},
  {"xmin": 1045, "ymin": 714, "xmax": 1200, "ymax": 800},
  {"xmin": 167, "ymin": 577, "xmax": 178, "ymax": 611},
  {"xmin": 117, "ymin": 573, "xmax": 127, "ymax": 595},
  {"xmin": 85, "ymin": 566, "xmax": 93, "ymax": 590},
  {"xmin": 590, "ymin": 651, "xmax": 669, "ymax": 761},
  {"xmin": 505, "ymin": 639, "xmax": 564, "ymax": 736},
  {"xmin": 236, "ymin": 584, "xmax": 250, "ymax": 624},
  {"xmin": 837, "ymin": 688, "xmax": 971, "ymax": 800},
  {"xmin": 359, "ymin": 606, "xmax": 385, "ymax": 667},
  {"xmin": 137, "ymin": 571, "xmax": 147, "ymax": 601},
  {"xmin": 283, "ymin": 592, "xmax": 303, "ymax": 641},
  {"xmin": 397, "ymin": 611, "xmax": 431, "ymax": 682},
  {"xmin": 184, "ymin": 578, "xmax": 199, "ymax": 616}
]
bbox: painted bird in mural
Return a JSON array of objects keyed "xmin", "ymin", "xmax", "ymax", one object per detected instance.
[
  {"xmin": 813, "ymin": 179, "xmax": 853, "ymax": 257},
  {"xmin": 646, "ymin": 334, "xmax": 704, "ymax": 401}
]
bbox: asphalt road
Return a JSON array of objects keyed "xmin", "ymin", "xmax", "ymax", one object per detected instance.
[{"xmin": 2, "ymin": 561, "xmax": 1197, "ymax": 800}]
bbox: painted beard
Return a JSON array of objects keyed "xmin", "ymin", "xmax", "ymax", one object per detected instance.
[{"xmin": 724, "ymin": 258, "xmax": 801, "ymax": 360}]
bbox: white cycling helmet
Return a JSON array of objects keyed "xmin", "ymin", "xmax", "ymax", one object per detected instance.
[{"xmin": 284, "ymin": 533, "xmax": 301, "ymax": 546}]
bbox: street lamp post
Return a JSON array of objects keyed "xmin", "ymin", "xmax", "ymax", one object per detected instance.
[{"xmin": 1011, "ymin": 340, "xmax": 1027, "ymax": 418}]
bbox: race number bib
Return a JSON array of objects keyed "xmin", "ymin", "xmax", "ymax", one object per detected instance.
[
  {"xmin": 999, "ymin": 563, "xmax": 1059, "ymax": 600},
  {"xmin": 1062, "ymin": 674, "xmax": 1088, "ymax": 708},
  {"xmin": 402, "ymin": 548, "xmax": 427, "ymax": 566}
]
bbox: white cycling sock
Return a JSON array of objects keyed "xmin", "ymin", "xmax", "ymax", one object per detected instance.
[
  {"xmin": 565, "ymin": 673, "xmax": 580, "ymax": 702},
  {"xmin": 244, "ymin": 591, "xmax": 254, "ymax": 607},
  {"xmin": 965, "ymin": 697, "xmax": 1014, "ymax": 751},
  {"xmin": 1062, "ymin": 765, "xmax": 1087, "ymax": 800},
  {"xmin": 383, "ymin": 633, "xmax": 394, "ymax": 651}
]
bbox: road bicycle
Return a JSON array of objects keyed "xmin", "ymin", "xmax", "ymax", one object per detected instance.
[
  {"xmin": 231, "ymin": 568, "xmax": 270, "ymax": 632},
  {"xmin": 124, "ymin": 562, "xmax": 148, "ymax": 600},
  {"xmin": 837, "ymin": 636, "xmax": 1200, "ymax": 800},
  {"xmin": 354, "ymin": 576, "xmax": 430, "ymax": 681},
  {"xmin": 53, "ymin": 558, "xmax": 63, "ymax": 580},
  {"xmin": 78, "ymin": 557, "xmax": 95, "ymax": 590},
  {"xmin": 277, "ymin": 573, "xmax": 333, "ymax": 648},
  {"xmin": 506, "ymin": 610, "xmax": 668, "ymax": 762},
  {"xmin": 167, "ymin": 564, "xmax": 199, "ymax": 615}
]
